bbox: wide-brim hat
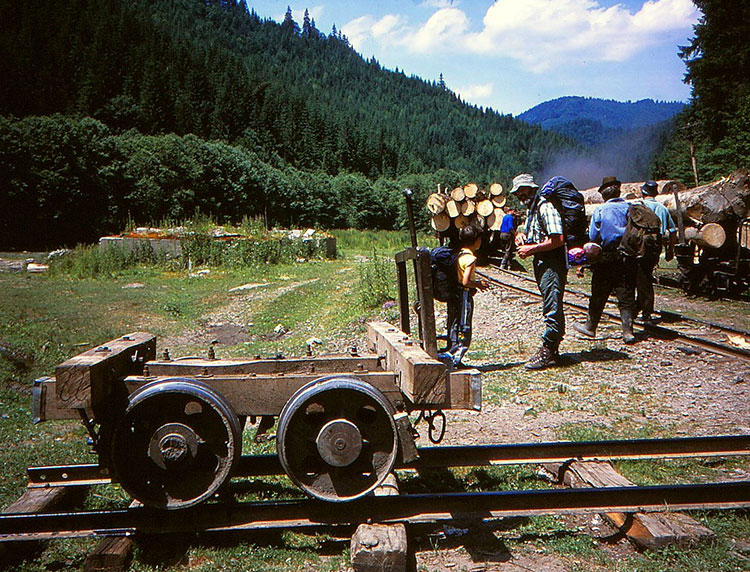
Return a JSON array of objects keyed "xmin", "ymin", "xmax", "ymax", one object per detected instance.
[
  {"xmin": 510, "ymin": 173, "xmax": 539, "ymax": 194},
  {"xmin": 598, "ymin": 176, "xmax": 621, "ymax": 193},
  {"xmin": 641, "ymin": 180, "xmax": 658, "ymax": 195}
]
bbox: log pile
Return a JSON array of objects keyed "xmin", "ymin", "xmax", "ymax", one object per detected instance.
[
  {"xmin": 580, "ymin": 179, "xmax": 686, "ymax": 206},
  {"xmin": 582, "ymin": 170, "xmax": 750, "ymax": 228},
  {"xmin": 426, "ymin": 183, "xmax": 507, "ymax": 233}
]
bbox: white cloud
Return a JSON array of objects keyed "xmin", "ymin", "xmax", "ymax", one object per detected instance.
[
  {"xmin": 412, "ymin": 8, "xmax": 470, "ymax": 52},
  {"xmin": 342, "ymin": 14, "xmax": 409, "ymax": 50},
  {"xmin": 468, "ymin": 0, "xmax": 699, "ymax": 71},
  {"xmin": 455, "ymin": 83, "xmax": 494, "ymax": 103},
  {"xmin": 342, "ymin": 1, "xmax": 698, "ymax": 74}
]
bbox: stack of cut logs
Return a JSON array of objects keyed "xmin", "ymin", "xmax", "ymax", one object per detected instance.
[
  {"xmin": 426, "ymin": 183, "xmax": 507, "ymax": 233},
  {"xmin": 581, "ymin": 170, "xmax": 750, "ymax": 250}
]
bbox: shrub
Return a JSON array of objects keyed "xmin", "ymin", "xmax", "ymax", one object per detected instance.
[{"xmin": 358, "ymin": 250, "xmax": 396, "ymax": 308}]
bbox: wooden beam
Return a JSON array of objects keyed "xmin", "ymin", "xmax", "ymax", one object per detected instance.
[
  {"xmin": 415, "ymin": 248, "xmax": 438, "ymax": 358},
  {"xmin": 55, "ymin": 333, "xmax": 156, "ymax": 410},
  {"xmin": 83, "ymin": 536, "xmax": 134, "ymax": 572},
  {"xmin": 543, "ymin": 460, "xmax": 715, "ymax": 550},
  {"xmin": 145, "ymin": 355, "xmax": 383, "ymax": 377},
  {"xmin": 124, "ymin": 371, "xmax": 403, "ymax": 416},
  {"xmin": 366, "ymin": 322, "xmax": 447, "ymax": 407}
]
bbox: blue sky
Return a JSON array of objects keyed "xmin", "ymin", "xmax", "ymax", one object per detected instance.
[{"xmin": 246, "ymin": 1, "xmax": 700, "ymax": 115}]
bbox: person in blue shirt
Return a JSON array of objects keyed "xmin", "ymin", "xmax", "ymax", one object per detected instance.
[
  {"xmin": 636, "ymin": 180, "xmax": 677, "ymax": 323},
  {"xmin": 572, "ymin": 176, "xmax": 638, "ymax": 344},
  {"xmin": 495, "ymin": 209, "xmax": 519, "ymax": 269}
]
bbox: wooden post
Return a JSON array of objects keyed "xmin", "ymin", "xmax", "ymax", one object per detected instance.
[
  {"xmin": 415, "ymin": 248, "xmax": 438, "ymax": 358},
  {"xmin": 84, "ymin": 537, "xmax": 134, "ymax": 572},
  {"xmin": 395, "ymin": 257, "xmax": 410, "ymax": 334},
  {"xmin": 689, "ymin": 139, "xmax": 699, "ymax": 188},
  {"xmin": 351, "ymin": 474, "xmax": 407, "ymax": 572}
]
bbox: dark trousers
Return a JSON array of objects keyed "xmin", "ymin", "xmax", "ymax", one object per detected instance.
[
  {"xmin": 446, "ymin": 288, "xmax": 474, "ymax": 365},
  {"xmin": 636, "ymin": 251, "xmax": 660, "ymax": 317},
  {"xmin": 490, "ymin": 232, "xmax": 515, "ymax": 266},
  {"xmin": 588, "ymin": 251, "xmax": 637, "ymax": 327},
  {"xmin": 532, "ymin": 250, "xmax": 567, "ymax": 351},
  {"xmin": 499, "ymin": 232, "xmax": 515, "ymax": 266}
]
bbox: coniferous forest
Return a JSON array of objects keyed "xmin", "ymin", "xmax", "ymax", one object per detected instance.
[
  {"xmin": 0, "ymin": 0, "xmax": 574, "ymax": 248},
  {"xmin": 653, "ymin": 0, "xmax": 750, "ymax": 183},
  {"xmin": 1, "ymin": 0, "xmax": 746, "ymax": 249}
]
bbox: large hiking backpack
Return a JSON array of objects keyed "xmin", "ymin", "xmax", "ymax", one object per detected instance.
[
  {"xmin": 430, "ymin": 245, "xmax": 459, "ymax": 302},
  {"xmin": 619, "ymin": 202, "xmax": 662, "ymax": 258},
  {"xmin": 536, "ymin": 176, "xmax": 588, "ymax": 248}
]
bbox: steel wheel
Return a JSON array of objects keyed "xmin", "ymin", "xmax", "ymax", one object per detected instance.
[
  {"xmin": 111, "ymin": 379, "xmax": 242, "ymax": 509},
  {"xmin": 277, "ymin": 376, "xmax": 398, "ymax": 502}
]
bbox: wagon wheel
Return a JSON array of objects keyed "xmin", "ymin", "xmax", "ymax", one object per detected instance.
[
  {"xmin": 277, "ymin": 376, "xmax": 398, "ymax": 502},
  {"xmin": 111, "ymin": 378, "xmax": 242, "ymax": 509}
]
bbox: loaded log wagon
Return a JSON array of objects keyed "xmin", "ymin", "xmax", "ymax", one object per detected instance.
[
  {"xmin": 31, "ymin": 255, "xmax": 481, "ymax": 510},
  {"xmin": 582, "ymin": 171, "xmax": 750, "ymax": 298}
]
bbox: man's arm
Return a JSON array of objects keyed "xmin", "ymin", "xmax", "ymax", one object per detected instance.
[
  {"xmin": 517, "ymin": 234, "xmax": 564, "ymax": 258},
  {"xmin": 665, "ymin": 231, "xmax": 676, "ymax": 261}
]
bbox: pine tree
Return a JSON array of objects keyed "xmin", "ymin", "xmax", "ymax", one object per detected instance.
[
  {"xmin": 281, "ymin": 6, "xmax": 300, "ymax": 34},
  {"xmin": 302, "ymin": 9, "xmax": 312, "ymax": 37}
]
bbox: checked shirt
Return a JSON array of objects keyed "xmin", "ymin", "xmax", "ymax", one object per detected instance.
[{"xmin": 524, "ymin": 198, "xmax": 564, "ymax": 244}]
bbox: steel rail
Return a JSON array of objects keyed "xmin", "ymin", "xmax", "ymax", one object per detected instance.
[
  {"xmin": 27, "ymin": 435, "xmax": 750, "ymax": 487},
  {"xmin": 478, "ymin": 269, "xmax": 750, "ymax": 361},
  {"xmin": 1, "ymin": 481, "xmax": 749, "ymax": 542},
  {"xmin": 490, "ymin": 265, "xmax": 750, "ymax": 337}
]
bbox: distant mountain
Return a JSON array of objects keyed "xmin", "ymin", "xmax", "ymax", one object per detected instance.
[{"xmin": 518, "ymin": 96, "xmax": 685, "ymax": 147}]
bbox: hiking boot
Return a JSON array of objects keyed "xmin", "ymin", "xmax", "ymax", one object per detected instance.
[
  {"xmin": 621, "ymin": 309, "xmax": 637, "ymax": 344},
  {"xmin": 641, "ymin": 313, "xmax": 660, "ymax": 326},
  {"xmin": 572, "ymin": 320, "xmax": 596, "ymax": 338},
  {"xmin": 525, "ymin": 345, "xmax": 556, "ymax": 370}
]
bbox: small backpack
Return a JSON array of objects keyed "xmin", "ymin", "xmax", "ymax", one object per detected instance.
[
  {"xmin": 619, "ymin": 202, "xmax": 662, "ymax": 258},
  {"xmin": 535, "ymin": 176, "xmax": 588, "ymax": 248},
  {"xmin": 430, "ymin": 245, "xmax": 459, "ymax": 302}
]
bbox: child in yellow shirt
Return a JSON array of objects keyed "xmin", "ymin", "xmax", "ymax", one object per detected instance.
[{"xmin": 442, "ymin": 225, "xmax": 488, "ymax": 367}]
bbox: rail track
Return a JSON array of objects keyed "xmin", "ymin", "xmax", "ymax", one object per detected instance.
[
  {"xmin": 4, "ymin": 435, "xmax": 750, "ymax": 541},
  {"xmin": 479, "ymin": 265, "xmax": 750, "ymax": 361}
]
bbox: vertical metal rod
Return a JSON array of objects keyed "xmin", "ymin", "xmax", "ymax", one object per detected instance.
[{"xmin": 403, "ymin": 188, "xmax": 418, "ymax": 249}]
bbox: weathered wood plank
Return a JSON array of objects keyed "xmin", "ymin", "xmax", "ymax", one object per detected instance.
[
  {"xmin": 545, "ymin": 460, "xmax": 715, "ymax": 550},
  {"xmin": 55, "ymin": 333, "xmax": 156, "ymax": 410},
  {"xmin": 83, "ymin": 536, "xmax": 134, "ymax": 572},
  {"xmin": 366, "ymin": 322, "xmax": 447, "ymax": 407},
  {"xmin": 415, "ymin": 249, "xmax": 438, "ymax": 358},
  {"xmin": 145, "ymin": 355, "xmax": 383, "ymax": 377},
  {"xmin": 125, "ymin": 371, "xmax": 402, "ymax": 416},
  {"xmin": 4, "ymin": 487, "xmax": 82, "ymax": 514},
  {"xmin": 33, "ymin": 377, "xmax": 78, "ymax": 422},
  {"xmin": 448, "ymin": 369, "xmax": 482, "ymax": 411}
]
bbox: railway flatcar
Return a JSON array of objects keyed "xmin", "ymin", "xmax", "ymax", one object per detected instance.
[{"xmin": 31, "ymin": 248, "xmax": 481, "ymax": 509}]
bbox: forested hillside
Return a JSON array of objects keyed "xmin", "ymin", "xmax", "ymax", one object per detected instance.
[
  {"xmin": 654, "ymin": 0, "xmax": 750, "ymax": 182},
  {"xmin": 0, "ymin": 0, "xmax": 574, "ymax": 247},
  {"xmin": 519, "ymin": 97, "xmax": 684, "ymax": 148}
]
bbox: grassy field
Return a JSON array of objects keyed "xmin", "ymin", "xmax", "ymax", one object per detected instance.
[{"xmin": 0, "ymin": 230, "xmax": 748, "ymax": 571}]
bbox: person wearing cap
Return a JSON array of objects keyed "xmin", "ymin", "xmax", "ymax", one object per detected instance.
[
  {"xmin": 573, "ymin": 176, "xmax": 638, "ymax": 344},
  {"xmin": 511, "ymin": 173, "xmax": 566, "ymax": 370},
  {"xmin": 636, "ymin": 180, "xmax": 676, "ymax": 323}
]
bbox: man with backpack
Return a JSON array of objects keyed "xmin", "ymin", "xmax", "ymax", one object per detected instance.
[
  {"xmin": 512, "ymin": 173, "xmax": 568, "ymax": 370},
  {"xmin": 635, "ymin": 180, "xmax": 677, "ymax": 323},
  {"xmin": 572, "ymin": 176, "xmax": 638, "ymax": 344}
]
